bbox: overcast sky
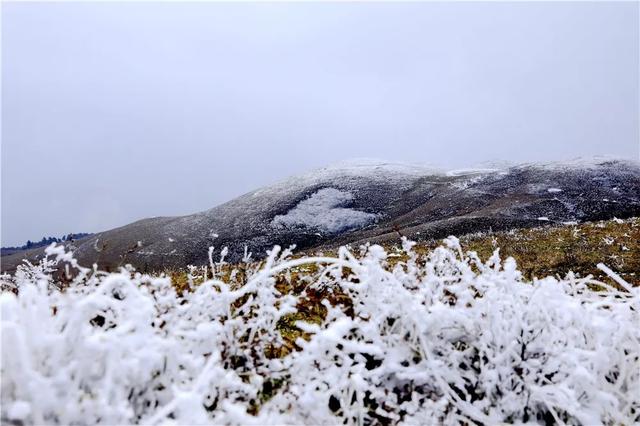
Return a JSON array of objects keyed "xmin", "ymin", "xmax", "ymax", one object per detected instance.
[{"xmin": 2, "ymin": 2, "xmax": 639, "ymax": 246}]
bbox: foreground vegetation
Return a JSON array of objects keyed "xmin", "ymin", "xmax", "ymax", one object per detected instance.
[
  {"xmin": 1, "ymin": 221, "xmax": 638, "ymax": 425},
  {"xmin": 418, "ymin": 217, "xmax": 639, "ymax": 286}
]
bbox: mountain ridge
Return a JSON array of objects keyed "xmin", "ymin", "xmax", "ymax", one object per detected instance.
[{"xmin": 2, "ymin": 157, "xmax": 639, "ymax": 273}]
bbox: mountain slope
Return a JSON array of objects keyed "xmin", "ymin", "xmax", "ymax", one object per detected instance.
[{"xmin": 2, "ymin": 157, "xmax": 639, "ymax": 272}]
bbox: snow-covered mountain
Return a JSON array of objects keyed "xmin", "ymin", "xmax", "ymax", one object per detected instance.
[{"xmin": 3, "ymin": 157, "xmax": 639, "ymax": 272}]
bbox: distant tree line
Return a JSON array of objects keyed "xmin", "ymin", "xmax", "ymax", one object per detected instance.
[{"xmin": 1, "ymin": 233, "xmax": 93, "ymax": 256}]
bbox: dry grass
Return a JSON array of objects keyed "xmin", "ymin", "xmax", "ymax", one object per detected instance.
[
  {"xmin": 413, "ymin": 217, "xmax": 640, "ymax": 286},
  {"xmin": 162, "ymin": 217, "xmax": 639, "ymax": 358},
  {"xmin": 299, "ymin": 217, "xmax": 639, "ymax": 286}
]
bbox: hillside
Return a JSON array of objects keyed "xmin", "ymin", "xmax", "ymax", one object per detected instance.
[
  {"xmin": 1, "ymin": 233, "xmax": 92, "ymax": 257},
  {"xmin": 384, "ymin": 217, "xmax": 640, "ymax": 287},
  {"xmin": 162, "ymin": 217, "xmax": 638, "ymax": 294},
  {"xmin": 2, "ymin": 157, "xmax": 639, "ymax": 273},
  {"xmin": 2, "ymin": 178, "xmax": 638, "ymax": 425}
]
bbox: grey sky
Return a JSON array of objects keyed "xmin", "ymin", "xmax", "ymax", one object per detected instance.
[{"xmin": 2, "ymin": 2, "xmax": 639, "ymax": 246}]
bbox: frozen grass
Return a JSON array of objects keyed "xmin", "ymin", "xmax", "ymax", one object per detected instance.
[
  {"xmin": 1, "ymin": 238, "xmax": 639, "ymax": 425},
  {"xmin": 407, "ymin": 217, "xmax": 640, "ymax": 287}
]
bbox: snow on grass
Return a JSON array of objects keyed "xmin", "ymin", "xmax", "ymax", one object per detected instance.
[
  {"xmin": 517, "ymin": 156, "xmax": 636, "ymax": 171},
  {"xmin": 445, "ymin": 168, "xmax": 501, "ymax": 177},
  {"xmin": 243, "ymin": 160, "xmax": 441, "ymax": 207},
  {"xmin": 1, "ymin": 240, "xmax": 639, "ymax": 425},
  {"xmin": 271, "ymin": 188, "xmax": 377, "ymax": 234},
  {"xmin": 324, "ymin": 158, "xmax": 443, "ymax": 177}
]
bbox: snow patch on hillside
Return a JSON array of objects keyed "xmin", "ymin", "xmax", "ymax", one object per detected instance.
[
  {"xmin": 272, "ymin": 188, "xmax": 377, "ymax": 233},
  {"xmin": 446, "ymin": 168, "xmax": 501, "ymax": 177}
]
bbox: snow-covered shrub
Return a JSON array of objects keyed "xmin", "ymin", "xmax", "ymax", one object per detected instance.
[{"xmin": 1, "ymin": 239, "xmax": 638, "ymax": 425}]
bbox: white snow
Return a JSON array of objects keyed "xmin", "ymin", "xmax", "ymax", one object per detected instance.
[
  {"xmin": 537, "ymin": 216, "xmax": 550, "ymax": 221},
  {"xmin": 232, "ymin": 159, "xmax": 443, "ymax": 215},
  {"xmin": 446, "ymin": 168, "xmax": 500, "ymax": 177},
  {"xmin": 547, "ymin": 188, "xmax": 562, "ymax": 193},
  {"xmin": 325, "ymin": 158, "xmax": 443, "ymax": 176},
  {"xmin": 272, "ymin": 188, "xmax": 377, "ymax": 233},
  {"xmin": 515, "ymin": 155, "xmax": 636, "ymax": 172},
  {"xmin": 1, "ymin": 240, "xmax": 637, "ymax": 425},
  {"xmin": 7, "ymin": 401, "xmax": 30, "ymax": 421},
  {"xmin": 451, "ymin": 174, "xmax": 486, "ymax": 190},
  {"xmin": 283, "ymin": 159, "xmax": 442, "ymax": 189}
]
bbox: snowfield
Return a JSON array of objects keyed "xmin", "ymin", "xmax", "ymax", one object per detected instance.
[
  {"xmin": 271, "ymin": 188, "xmax": 378, "ymax": 234},
  {"xmin": 1, "ymin": 240, "xmax": 639, "ymax": 425}
]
